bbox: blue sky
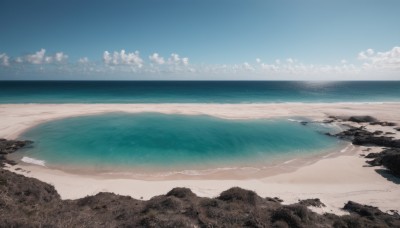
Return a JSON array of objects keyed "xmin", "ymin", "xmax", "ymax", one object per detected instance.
[{"xmin": 0, "ymin": 0, "xmax": 399, "ymax": 80}]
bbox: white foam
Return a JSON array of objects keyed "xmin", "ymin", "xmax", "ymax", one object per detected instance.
[
  {"xmin": 165, "ymin": 167, "xmax": 238, "ymax": 176},
  {"xmin": 287, "ymin": 118, "xmax": 302, "ymax": 122},
  {"xmin": 21, "ymin": 156, "xmax": 46, "ymax": 166},
  {"xmin": 104, "ymin": 167, "xmax": 247, "ymax": 177},
  {"xmin": 282, "ymin": 159, "xmax": 297, "ymax": 164},
  {"xmin": 340, "ymin": 144, "xmax": 352, "ymax": 153}
]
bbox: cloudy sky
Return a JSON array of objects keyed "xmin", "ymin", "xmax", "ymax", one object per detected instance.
[{"xmin": 0, "ymin": 0, "xmax": 399, "ymax": 80}]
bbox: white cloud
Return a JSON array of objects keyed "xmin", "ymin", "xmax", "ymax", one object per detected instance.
[
  {"xmin": 54, "ymin": 52, "xmax": 68, "ymax": 62},
  {"xmin": 149, "ymin": 53, "xmax": 165, "ymax": 65},
  {"xmin": 26, "ymin": 49, "xmax": 46, "ymax": 64},
  {"xmin": 24, "ymin": 49, "xmax": 68, "ymax": 64},
  {"xmin": 358, "ymin": 46, "xmax": 400, "ymax": 70},
  {"xmin": 103, "ymin": 51, "xmax": 112, "ymax": 64},
  {"xmin": 168, "ymin": 53, "xmax": 189, "ymax": 66},
  {"xmin": 2, "ymin": 45, "xmax": 399, "ymax": 80},
  {"xmin": 78, "ymin": 57, "xmax": 89, "ymax": 64},
  {"xmin": 181, "ymin": 57, "xmax": 189, "ymax": 66},
  {"xmin": 0, "ymin": 53, "xmax": 10, "ymax": 66},
  {"xmin": 260, "ymin": 63, "xmax": 278, "ymax": 71},
  {"xmin": 243, "ymin": 62, "xmax": 254, "ymax": 71},
  {"xmin": 15, "ymin": 57, "xmax": 23, "ymax": 63},
  {"xmin": 103, "ymin": 50, "xmax": 143, "ymax": 68}
]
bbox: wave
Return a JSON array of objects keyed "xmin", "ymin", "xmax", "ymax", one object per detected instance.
[
  {"xmin": 340, "ymin": 144, "xmax": 354, "ymax": 153},
  {"xmin": 287, "ymin": 118, "xmax": 303, "ymax": 123},
  {"xmin": 282, "ymin": 159, "xmax": 297, "ymax": 164},
  {"xmin": 103, "ymin": 166, "xmax": 263, "ymax": 177},
  {"xmin": 21, "ymin": 156, "xmax": 46, "ymax": 166}
]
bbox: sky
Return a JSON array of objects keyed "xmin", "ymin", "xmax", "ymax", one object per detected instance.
[{"xmin": 0, "ymin": 0, "xmax": 399, "ymax": 80}]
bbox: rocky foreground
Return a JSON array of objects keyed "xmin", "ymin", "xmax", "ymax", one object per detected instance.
[
  {"xmin": 1, "ymin": 168, "xmax": 400, "ymax": 227},
  {"xmin": 1, "ymin": 115, "xmax": 400, "ymax": 227}
]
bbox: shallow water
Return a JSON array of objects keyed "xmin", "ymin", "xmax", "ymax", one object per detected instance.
[{"xmin": 17, "ymin": 113, "xmax": 343, "ymax": 172}]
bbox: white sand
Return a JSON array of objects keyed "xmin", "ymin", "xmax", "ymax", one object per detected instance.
[{"xmin": 2, "ymin": 103, "xmax": 400, "ymax": 215}]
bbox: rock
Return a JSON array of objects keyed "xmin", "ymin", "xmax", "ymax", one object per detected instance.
[
  {"xmin": 348, "ymin": 116, "xmax": 377, "ymax": 123},
  {"xmin": 217, "ymin": 187, "xmax": 260, "ymax": 205},
  {"xmin": 365, "ymin": 152, "xmax": 380, "ymax": 158},
  {"xmin": 300, "ymin": 121, "xmax": 308, "ymax": 126},
  {"xmin": 335, "ymin": 127, "xmax": 400, "ymax": 148},
  {"xmin": 334, "ymin": 125, "xmax": 400, "ymax": 177},
  {"xmin": 373, "ymin": 130, "xmax": 383, "ymax": 135},
  {"xmin": 353, "ymin": 136, "xmax": 400, "ymax": 148},
  {"xmin": 381, "ymin": 153, "xmax": 400, "ymax": 176},
  {"xmin": 344, "ymin": 201, "xmax": 383, "ymax": 217},
  {"xmin": 271, "ymin": 207, "xmax": 303, "ymax": 228},
  {"xmin": 0, "ymin": 139, "xmax": 33, "ymax": 166},
  {"xmin": 266, "ymin": 197, "xmax": 284, "ymax": 203},
  {"xmin": 4, "ymin": 160, "xmax": 17, "ymax": 166},
  {"xmin": 370, "ymin": 121, "xmax": 397, "ymax": 126},
  {"xmin": 395, "ymin": 127, "xmax": 400, "ymax": 132},
  {"xmin": 166, "ymin": 187, "xmax": 196, "ymax": 199},
  {"xmin": 298, "ymin": 198, "xmax": 326, "ymax": 208},
  {"xmin": 1, "ymin": 168, "xmax": 400, "ymax": 227},
  {"xmin": 365, "ymin": 148, "xmax": 400, "ymax": 176},
  {"xmin": 366, "ymin": 157, "xmax": 383, "ymax": 166}
]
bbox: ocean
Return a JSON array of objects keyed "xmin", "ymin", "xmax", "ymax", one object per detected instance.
[{"xmin": 1, "ymin": 81, "xmax": 400, "ymax": 103}]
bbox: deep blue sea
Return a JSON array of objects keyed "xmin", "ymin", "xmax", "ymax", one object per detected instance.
[{"xmin": 1, "ymin": 81, "xmax": 400, "ymax": 103}]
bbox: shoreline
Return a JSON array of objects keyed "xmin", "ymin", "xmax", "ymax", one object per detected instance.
[
  {"xmin": 6, "ymin": 144, "xmax": 399, "ymax": 215},
  {"xmin": 9, "ymin": 141, "xmax": 350, "ymax": 181},
  {"xmin": 1, "ymin": 103, "xmax": 400, "ymax": 215},
  {"xmin": 2, "ymin": 102, "xmax": 400, "ymax": 139}
]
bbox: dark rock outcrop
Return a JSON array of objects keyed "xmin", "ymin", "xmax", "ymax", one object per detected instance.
[
  {"xmin": 353, "ymin": 135, "xmax": 400, "ymax": 148},
  {"xmin": 344, "ymin": 201, "xmax": 400, "ymax": 221},
  {"xmin": 266, "ymin": 196, "xmax": 283, "ymax": 203},
  {"xmin": 370, "ymin": 121, "xmax": 397, "ymax": 126},
  {"xmin": 382, "ymin": 153, "xmax": 400, "ymax": 176},
  {"xmin": 365, "ymin": 152, "xmax": 381, "ymax": 158},
  {"xmin": 299, "ymin": 198, "xmax": 326, "ymax": 208},
  {"xmin": 335, "ymin": 126, "xmax": 400, "ymax": 148},
  {"xmin": 331, "ymin": 121, "xmax": 400, "ymax": 176},
  {"xmin": 348, "ymin": 116, "xmax": 378, "ymax": 123},
  {"xmin": 0, "ymin": 138, "xmax": 32, "ymax": 167},
  {"xmin": 366, "ymin": 148, "xmax": 400, "ymax": 176}
]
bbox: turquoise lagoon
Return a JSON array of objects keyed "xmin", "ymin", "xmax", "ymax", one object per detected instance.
[{"xmin": 17, "ymin": 113, "xmax": 344, "ymax": 173}]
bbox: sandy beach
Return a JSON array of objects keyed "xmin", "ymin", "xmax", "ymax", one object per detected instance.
[{"xmin": 1, "ymin": 103, "xmax": 400, "ymax": 215}]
